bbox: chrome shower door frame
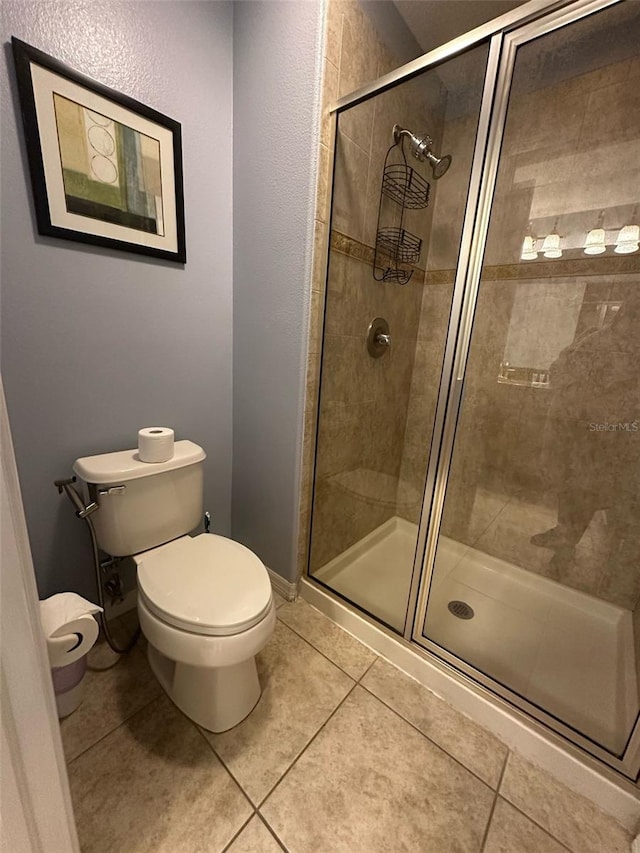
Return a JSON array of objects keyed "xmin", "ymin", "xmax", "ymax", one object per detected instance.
[
  {"xmin": 311, "ymin": 0, "xmax": 640, "ymax": 780},
  {"xmin": 407, "ymin": 0, "xmax": 640, "ymax": 780}
]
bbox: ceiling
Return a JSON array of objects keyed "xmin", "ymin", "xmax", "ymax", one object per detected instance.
[{"xmin": 393, "ymin": 0, "xmax": 525, "ymax": 53}]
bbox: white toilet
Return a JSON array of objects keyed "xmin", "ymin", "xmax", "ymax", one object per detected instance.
[{"xmin": 73, "ymin": 440, "xmax": 276, "ymax": 732}]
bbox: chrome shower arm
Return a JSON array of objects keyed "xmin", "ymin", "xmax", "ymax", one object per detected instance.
[
  {"xmin": 393, "ymin": 125, "xmax": 433, "ymax": 159},
  {"xmin": 392, "ymin": 123, "xmax": 451, "ymax": 178}
]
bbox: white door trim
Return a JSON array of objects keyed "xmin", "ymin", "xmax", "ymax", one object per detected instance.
[{"xmin": 1, "ymin": 378, "xmax": 79, "ymax": 852}]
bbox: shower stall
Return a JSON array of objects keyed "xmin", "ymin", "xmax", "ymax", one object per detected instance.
[{"xmin": 306, "ymin": 0, "xmax": 640, "ymax": 780}]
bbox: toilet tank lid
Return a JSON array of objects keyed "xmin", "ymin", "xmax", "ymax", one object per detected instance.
[{"xmin": 73, "ymin": 440, "xmax": 206, "ymax": 484}]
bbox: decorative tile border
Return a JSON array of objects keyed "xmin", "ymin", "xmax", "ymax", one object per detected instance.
[
  {"xmin": 483, "ymin": 254, "xmax": 640, "ymax": 281},
  {"xmin": 329, "ymin": 231, "xmax": 640, "ymax": 284},
  {"xmin": 425, "ymin": 268, "xmax": 455, "ymax": 285},
  {"xmin": 330, "ymin": 230, "xmax": 426, "ymax": 285},
  {"xmin": 425, "ymin": 254, "xmax": 640, "ymax": 286}
]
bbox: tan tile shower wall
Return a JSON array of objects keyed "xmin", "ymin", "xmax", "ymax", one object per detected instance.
[
  {"xmin": 301, "ymin": 0, "xmax": 446, "ymax": 573},
  {"xmin": 310, "ymin": 240, "xmax": 424, "ymax": 570},
  {"xmin": 300, "ymin": 11, "xmax": 640, "ymax": 622}
]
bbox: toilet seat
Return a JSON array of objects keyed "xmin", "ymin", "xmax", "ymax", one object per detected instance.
[{"xmin": 135, "ymin": 534, "xmax": 273, "ymax": 637}]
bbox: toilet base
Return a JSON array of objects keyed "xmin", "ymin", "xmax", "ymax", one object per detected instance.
[{"xmin": 147, "ymin": 644, "xmax": 262, "ymax": 732}]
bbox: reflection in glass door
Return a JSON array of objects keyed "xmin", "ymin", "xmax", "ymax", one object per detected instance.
[
  {"xmin": 419, "ymin": 1, "xmax": 640, "ymax": 761},
  {"xmin": 309, "ymin": 43, "xmax": 489, "ymax": 633}
]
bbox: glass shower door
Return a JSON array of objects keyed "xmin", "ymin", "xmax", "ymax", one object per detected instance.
[
  {"xmin": 418, "ymin": 0, "xmax": 640, "ymax": 763},
  {"xmin": 308, "ymin": 44, "xmax": 489, "ymax": 633}
]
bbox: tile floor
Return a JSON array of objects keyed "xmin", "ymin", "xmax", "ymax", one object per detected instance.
[{"xmin": 61, "ymin": 595, "xmax": 633, "ymax": 853}]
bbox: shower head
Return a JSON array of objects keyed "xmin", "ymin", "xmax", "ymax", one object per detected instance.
[
  {"xmin": 393, "ymin": 124, "xmax": 452, "ymax": 179},
  {"xmin": 424, "ymin": 150, "xmax": 452, "ymax": 179}
]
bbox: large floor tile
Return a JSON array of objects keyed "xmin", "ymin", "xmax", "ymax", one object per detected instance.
[
  {"xmin": 361, "ymin": 658, "xmax": 507, "ymax": 787},
  {"xmin": 500, "ymin": 753, "xmax": 632, "ymax": 853},
  {"xmin": 261, "ymin": 686, "xmax": 495, "ymax": 852},
  {"xmin": 226, "ymin": 815, "xmax": 284, "ymax": 852},
  {"xmin": 60, "ymin": 642, "xmax": 161, "ymax": 762},
  {"xmin": 277, "ymin": 597, "xmax": 376, "ymax": 679},
  {"xmin": 484, "ymin": 798, "xmax": 568, "ymax": 853},
  {"xmin": 202, "ymin": 621, "xmax": 354, "ymax": 804},
  {"xmin": 68, "ymin": 696, "xmax": 252, "ymax": 853}
]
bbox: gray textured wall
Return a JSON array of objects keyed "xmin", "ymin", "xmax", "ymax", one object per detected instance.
[
  {"xmin": 1, "ymin": 1, "xmax": 234, "ymax": 599},
  {"xmin": 231, "ymin": 1, "xmax": 322, "ymax": 581}
]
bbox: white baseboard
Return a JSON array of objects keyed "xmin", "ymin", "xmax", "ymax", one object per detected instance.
[{"xmin": 267, "ymin": 567, "xmax": 298, "ymax": 601}]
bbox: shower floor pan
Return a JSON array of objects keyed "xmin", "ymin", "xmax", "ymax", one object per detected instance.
[{"xmin": 313, "ymin": 516, "xmax": 637, "ymax": 756}]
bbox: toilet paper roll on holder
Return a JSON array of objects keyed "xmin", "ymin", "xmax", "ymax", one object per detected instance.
[{"xmin": 46, "ymin": 616, "xmax": 100, "ymax": 669}]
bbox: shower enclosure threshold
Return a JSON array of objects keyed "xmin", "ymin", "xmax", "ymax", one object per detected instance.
[{"xmin": 311, "ymin": 516, "xmax": 637, "ymax": 756}]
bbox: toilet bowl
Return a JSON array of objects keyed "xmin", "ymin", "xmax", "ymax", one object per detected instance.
[
  {"xmin": 134, "ymin": 532, "xmax": 276, "ymax": 732},
  {"xmin": 72, "ymin": 440, "xmax": 276, "ymax": 733}
]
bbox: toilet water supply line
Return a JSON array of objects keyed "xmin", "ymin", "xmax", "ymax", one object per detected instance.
[{"xmin": 54, "ymin": 477, "xmax": 141, "ymax": 655}]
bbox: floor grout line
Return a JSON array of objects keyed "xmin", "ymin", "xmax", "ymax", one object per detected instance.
[
  {"xmin": 357, "ymin": 678, "xmax": 502, "ymax": 792},
  {"xmin": 275, "ymin": 609, "xmax": 375, "ymax": 682},
  {"xmin": 479, "ymin": 750, "xmax": 510, "ymax": 853},
  {"xmin": 191, "ymin": 619, "xmax": 360, "ymax": 814},
  {"xmin": 257, "ymin": 812, "xmax": 289, "ymax": 852},
  {"xmin": 64, "ymin": 692, "xmax": 163, "ymax": 767},
  {"xmin": 219, "ymin": 812, "xmax": 257, "ymax": 853},
  {"xmin": 256, "ymin": 679, "xmax": 360, "ymax": 811},
  {"xmin": 193, "ymin": 722, "xmax": 257, "ymax": 814},
  {"xmin": 278, "ymin": 602, "xmax": 505, "ymax": 792},
  {"xmin": 356, "ymin": 653, "xmax": 380, "ymax": 683},
  {"xmin": 501, "ymin": 797, "xmax": 576, "ymax": 853},
  {"xmin": 498, "ymin": 784, "xmax": 575, "ymax": 853},
  {"xmin": 189, "ymin": 616, "xmax": 362, "ymax": 815}
]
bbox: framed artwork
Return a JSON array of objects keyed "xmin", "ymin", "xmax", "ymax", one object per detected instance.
[{"xmin": 11, "ymin": 37, "xmax": 186, "ymax": 263}]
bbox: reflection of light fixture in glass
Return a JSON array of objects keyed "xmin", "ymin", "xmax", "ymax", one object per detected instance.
[
  {"xmin": 541, "ymin": 222, "xmax": 562, "ymax": 258},
  {"xmin": 615, "ymin": 209, "xmax": 639, "ymax": 254},
  {"xmin": 583, "ymin": 228, "xmax": 606, "ymax": 254},
  {"xmin": 614, "ymin": 224, "xmax": 639, "ymax": 254},
  {"xmin": 520, "ymin": 233, "xmax": 537, "ymax": 260},
  {"xmin": 584, "ymin": 210, "xmax": 606, "ymax": 255}
]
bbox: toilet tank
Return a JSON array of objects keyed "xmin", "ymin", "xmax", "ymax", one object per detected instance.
[{"xmin": 73, "ymin": 440, "xmax": 206, "ymax": 557}]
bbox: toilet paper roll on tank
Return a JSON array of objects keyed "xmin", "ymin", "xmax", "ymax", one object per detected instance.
[{"xmin": 138, "ymin": 426, "xmax": 175, "ymax": 463}]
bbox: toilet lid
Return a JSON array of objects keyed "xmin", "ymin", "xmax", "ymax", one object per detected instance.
[{"xmin": 136, "ymin": 534, "xmax": 273, "ymax": 636}]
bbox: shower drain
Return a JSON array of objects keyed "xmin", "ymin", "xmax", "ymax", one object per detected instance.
[{"xmin": 448, "ymin": 600, "xmax": 474, "ymax": 620}]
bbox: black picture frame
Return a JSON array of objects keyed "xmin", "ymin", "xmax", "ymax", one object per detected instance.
[{"xmin": 11, "ymin": 37, "xmax": 186, "ymax": 263}]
